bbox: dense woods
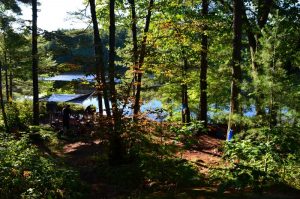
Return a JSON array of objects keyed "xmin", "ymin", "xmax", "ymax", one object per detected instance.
[{"xmin": 0, "ymin": 0, "xmax": 299, "ymax": 198}]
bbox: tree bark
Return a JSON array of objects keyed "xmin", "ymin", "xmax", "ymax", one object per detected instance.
[
  {"xmin": 133, "ymin": 0, "xmax": 154, "ymax": 117},
  {"xmin": 227, "ymin": 0, "xmax": 243, "ymax": 136},
  {"xmin": 108, "ymin": 0, "xmax": 123, "ymax": 165},
  {"xmin": 219, "ymin": 0, "xmax": 272, "ymax": 117},
  {"xmin": 0, "ymin": 62, "xmax": 9, "ymax": 133},
  {"xmin": 181, "ymin": 85, "xmax": 186, "ymax": 123},
  {"xmin": 9, "ymin": 70, "xmax": 13, "ymax": 101},
  {"xmin": 5, "ymin": 68, "xmax": 9, "ymax": 102},
  {"xmin": 8, "ymin": 57, "xmax": 12, "ymax": 101},
  {"xmin": 198, "ymin": 0, "xmax": 209, "ymax": 128},
  {"xmin": 257, "ymin": 0, "xmax": 273, "ymax": 29},
  {"xmin": 133, "ymin": 0, "xmax": 154, "ymax": 118},
  {"xmin": 32, "ymin": 0, "xmax": 39, "ymax": 125},
  {"xmin": 129, "ymin": 0, "xmax": 139, "ymax": 96},
  {"xmin": 97, "ymin": 93, "xmax": 103, "ymax": 116},
  {"xmin": 109, "ymin": 0, "xmax": 118, "ymax": 119},
  {"xmin": 182, "ymin": 58, "xmax": 191, "ymax": 124},
  {"xmin": 89, "ymin": 0, "xmax": 111, "ymax": 117},
  {"xmin": 4, "ymin": 52, "xmax": 9, "ymax": 102}
]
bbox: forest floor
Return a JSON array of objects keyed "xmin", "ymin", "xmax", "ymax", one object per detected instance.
[
  {"xmin": 40, "ymin": 121, "xmax": 300, "ymax": 199},
  {"xmin": 56, "ymin": 134, "xmax": 223, "ymax": 198}
]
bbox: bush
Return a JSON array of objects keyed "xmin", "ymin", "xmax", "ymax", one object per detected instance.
[
  {"xmin": 5, "ymin": 102, "xmax": 31, "ymax": 132},
  {"xmin": 171, "ymin": 121, "xmax": 203, "ymax": 148},
  {"xmin": 0, "ymin": 135, "xmax": 84, "ymax": 198},
  {"xmin": 55, "ymin": 103, "xmax": 85, "ymax": 117},
  {"xmin": 210, "ymin": 127, "xmax": 300, "ymax": 191}
]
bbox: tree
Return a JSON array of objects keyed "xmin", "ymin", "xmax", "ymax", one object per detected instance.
[
  {"xmin": 89, "ymin": 0, "xmax": 111, "ymax": 117},
  {"xmin": 109, "ymin": 0, "xmax": 118, "ymax": 119},
  {"xmin": 135, "ymin": 1, "xmax": 207, "ymax": 122},
  {"xmin": 0, "ymin": 61, "xmax": 9, "ymax": 133},
  {"xmin": 108, "ymin": 0, "xmax": 123, "ymax": 165},
  {"xmin": 198, "ymin": 0, "xmax": 209, "ymax": 129},
  {"xmin": 1, "ymin": 20, "xmax": 13, "ymax": 103},
  {"xmin": 128, "ymin": 0, "xmax": 138, "ymax": 96},
  {"xmin": 243, "ymin": 0, "xmax": 273, "ymax": 117},
  {"xmin": 227, "ymin": 0, "xmax": 243, "ymax": 136},
  {"xmin": 182, "ymin": 57, "xmax": 191, "ymax": 124},
  {"xmin": 133, "ymin": 0, "xmax": 155, "ymax": 117},
  {"xmin": 31, "ymin": 0, "xmax": 39, "ymax": 125},
  {"xmin": 1, "ymin": 0, "xmax": 32, "ymax": 101}
]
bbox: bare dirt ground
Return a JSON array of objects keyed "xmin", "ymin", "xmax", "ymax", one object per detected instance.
[
  {"xmin": 178, "ymin": 134, "xmax": 222, "ymax": 174},
  {"xmin": 47, "ymin": 130, "xmax": 300, "ymax": 199}
]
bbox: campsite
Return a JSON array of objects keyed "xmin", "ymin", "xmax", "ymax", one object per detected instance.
[{"xmin": 0, "ymin": 0, "xmax": 299, "ymax": 198}]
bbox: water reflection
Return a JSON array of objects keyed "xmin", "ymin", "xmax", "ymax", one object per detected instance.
[
  {"xmin": 82, "ymin": 96, "xmax": 163, "ymax": 120},
  {"xmin": 82, "ymin": 96, "xmax": 256, "ymax": 121}
]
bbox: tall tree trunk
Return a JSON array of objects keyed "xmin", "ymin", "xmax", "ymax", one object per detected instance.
[
  {"xmin": 0, "ymin": 62, "xmax": 9, "ymax": 133},
  {"xmin": 133, "ymin": 0, "xmax": 154, "ymax": 117},
  {"xmin": 269, "ymin": 25, "xmax": 279, "ymax": 128},
  {"xmin": 219, "ymin": 0, "xmax": 272, "ymax": 117},
  {"xmin": 5, "ymin": 68, "xmax": 9, "ymax": 102},
  {"xmin": 98, "ymin": 93, "xmax": 103, "ymax": 116},
  {"xmin": 8, "ymin": 57, "xmax": 13, "ymax": 102},
  {"xmin": 4, "ymin": 52, "xmax": 9, "ymax": 102},
  {"xmin": 227, "ymin": 0, "xmax": 243, "ymax": 137},
  {"xmin": 182, "ymin": 58, "xmax": 191, "ymax": 124},
  {"xmin": 257, "ymin": 0, "xmax": 273, "ymax": 29},
  {"xmin": 9, "ymin": 70, "xmax": 13, "ymax": 101},
  {"xmin": 109, "ymin": 0, "xmax": 118, "ymax": 119},
  {"xmin": 241, "ymin": 0, "xmax": 272, "ymax": 116},
  {"xmin": 181, "ymin": 86, "xmax": 186, "ymax": 123},
  {"xmin": 182, "ymin": 85, "xmax": 191, "ymax": 124},
  {"xmin": 109, "ymin": 0, "xmax": 123, "ymax": 165},
  {"xmin": 198, "ymin": 0, "xmax": 209, "ymax": 128},
  {"xmin": 32, "ymin": 0, "xmax": 39, "ymax": 125},
  {"xmin": 89, "ymin": 0, "xmax": 111, "ymax": 117},
  {"xmin": 129, "ymin": 0, "xmax": 139, "ymax": 96}
]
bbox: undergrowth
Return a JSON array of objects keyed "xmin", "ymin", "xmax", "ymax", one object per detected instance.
[
  {"xmin": 210, "ymin": 127, "xmax": 300, "ymax": 192},
  {"xmin": 0, "ymin": 134, "xmax": 85, "ymax": 199}
]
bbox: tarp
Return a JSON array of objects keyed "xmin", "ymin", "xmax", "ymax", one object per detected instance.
[
  {"xmin": 68, "ymin": 93, "xmax": 94, "ymax": 103},
  {"xmin": 47, "ymin": 93, "xmax": 94, "ymax": 104},
  {"xmin": 41, "ymin": 73, "xmax": 121, "ymax": 83},
  {"xmin": 42, "ymin": 74, "xmax": 95, "ymax": 82}
]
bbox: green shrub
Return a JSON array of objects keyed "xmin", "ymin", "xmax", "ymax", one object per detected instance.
[
  {"xmin": 171, "ymin": 121, "xmax": 203, "ymax": 148},
  {"xmin": 210, "ymin": 127, "xmax": 300, "ymax": 191},
  {"xmin": 5, "ymin": 102, "xmax": 26, "ymax": 132},
  {"xmin": 2, "ymin": 101, "xmax": 34, "ymax": 133},
  {"xmin": 56, "ymin": 102, "xmax": 85, "ymax": 116},
  {"xmin": 0, "ymin": 136, "xmax": 84, "ymax": 198}
]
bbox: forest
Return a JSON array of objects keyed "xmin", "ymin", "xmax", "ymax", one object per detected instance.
[{"xmin": 0, "ymin": 0, "xmax": 299, "ymax": 198}]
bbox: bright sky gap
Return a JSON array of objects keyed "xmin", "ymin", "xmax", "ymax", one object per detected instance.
[{"xmin": 19, "ymin": 0, "xmax": 89, "ymax": 31}]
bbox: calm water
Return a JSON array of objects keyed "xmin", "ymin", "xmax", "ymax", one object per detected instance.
[
  {"xmin": 82, "ymin": 96, "xmax": 163, "ymax": 120},
  {"xmin": 41, "ymin": 73, "xmax": 256, "ymax": 119},
  {"xmin": 82, "ymin": 97, "xmax": 256, "ymax": 121}
]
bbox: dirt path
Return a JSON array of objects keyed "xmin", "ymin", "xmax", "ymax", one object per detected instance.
[
  {"xmin": 51, "ymin": 133, "xmax": 224, "ymax": 198},
  {"xmin": 179, "ymin": 134, "xmax": 222, "ymax": 173},
  {"xmin": 55, "ymin": 138, "xmax": 118, "ymax": 198},
  {"xmin": 49, "ymin": 133, "xmax": 300, "ymax": 199}
]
